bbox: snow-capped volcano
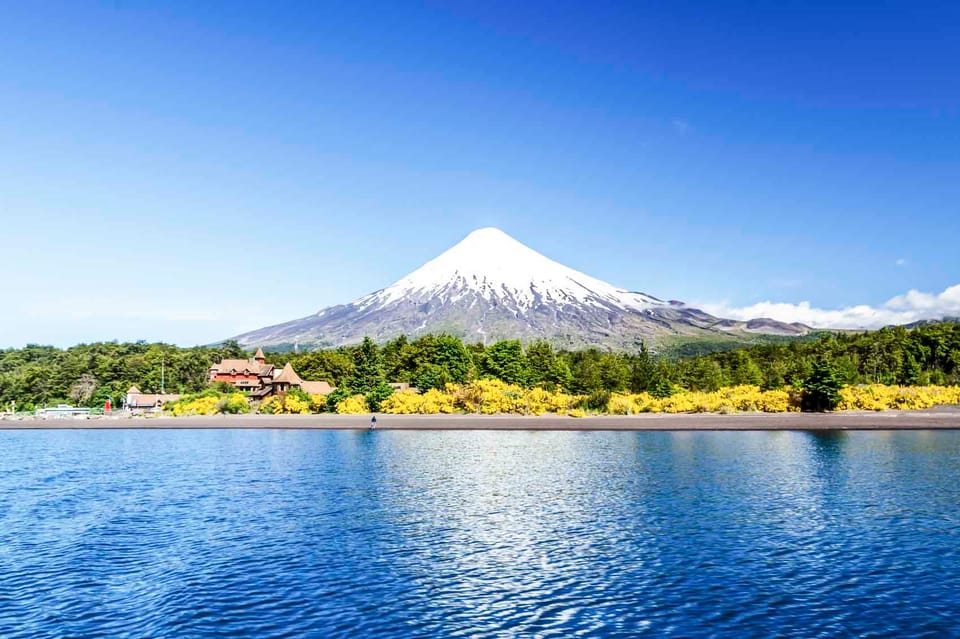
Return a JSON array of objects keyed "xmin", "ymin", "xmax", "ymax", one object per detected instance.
[
  {"xmin": 358, "ymin": 227, "xmax": 664, "ymax": 313},
  {"xmin": 231, "ymin": 228, "xmax": 808, "ymax": 350}
]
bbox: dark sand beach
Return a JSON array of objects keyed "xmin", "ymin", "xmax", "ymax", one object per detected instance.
[{"xmin": 4, "ymin": 407, "xmax": 960, "ymax": 430}]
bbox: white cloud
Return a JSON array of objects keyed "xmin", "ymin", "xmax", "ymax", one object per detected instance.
[
  {"xmin": 672, "ymin": 119, "xmax": 691, "ymax": 134},
  {"xmin": 697, "ymin": 283, "xmax": 960, "ymax": 329},
  {"xmin": 895, "ymin": 258, "xmax": 907, "ymax": 266}
]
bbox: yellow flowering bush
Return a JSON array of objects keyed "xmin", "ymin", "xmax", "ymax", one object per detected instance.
[
  {"xmin": 606, "ymin": 384, "xmax": 960, "ymax": 414},
  {"xmin": 607, "ymin": 386, "xmax": 801, "ymax": 414},
  {"xmin": 523, "ymin": 387, "xmax": 553, "ymax": 415},
  {"xmin": 838, "ymin": 385, "xmax": 960, "ymax": 411},
  {"xmin": 478, "ymin": 380, "xmax": 524, "ymax": 414},
  {"xmin": 171, "ymin": 396, "xmax": 220, "ymax": 416},
  {"xmin": 383, "ymin": 383, "xmax": 581, "ymax": 415},
  {"xmin": 258, "ymin": 390, "xmax": 332, "ymax": 414},
  {"xmin": 259, "ymin": 396, "xmax": 280, "ymax": 414},
  {"xmin": 446, "ymin": 380, "xmax": 518, "ymax": 413},
  {"xmin": 758, "ymin": 389, "xmax": 792, "ymax": 413},
  {"xmin": 544, "ymin": 390, "xmax": 581, "ymax": 413},
  {"xmin": 170, "ymin": 383, "xmax": 960, "ymax": 417},
  {"xmin": 420, "ymin": 388, "xmax": 457, "ymax": 413},
  {"xmin": 222, "ymin": 393, "xmax": 251, "ymax": 414},
  {"xmin": 309, "ymin": 394, "xmax": 329, "ymax": 412},
  {"xmin": 608, "ymin": 394, "xmax": 635, "ymax": 415},
  {"xmin": 336, "ymin": 394, "xmax": 369, "ymax": 414},
  {"xmin": 381, "ymin": 383, "xmax": 960, "ymax": 415},
  {"xmin": 284, "ymin": 394, "xmax": 311, "ymax": 414},
  {"xmin": 447, "ymin": 382, "xmax": 481, "ymax": 413},
  {"xmin": 381, "ymin": 390, "xmax": 420, "ymax": 414},
  {"xmin": 260, "ymin": 393, "xmax": 312, "ymax": 414},
  {"xmin": 169, "ymin": 392, "xmax": 250, "ymax": 416},
  {"xmin": 382, "ymin": 389, "xmax": 457, "ymax": 414},
  {"xmin": 447, "ymin": 380, "xmax": 584, "ymax": 415}
]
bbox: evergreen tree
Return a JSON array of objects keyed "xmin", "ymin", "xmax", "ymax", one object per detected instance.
[
  {"xmin": 684, "ymin": 358, "xmax": 724, "ymax": 392},
  {"xmin": 432, "ymin": 335, "xmax": 473, "ymax": 384},
  {"xmin": 348, "ymin": 337, "xmax": 385, "ymax": 395},
  {"xmin": 482, "ymin": 340, "xmax": 530, "ymax": 386},
  {"xmin": 412, "ymin": 363, "xmax": 444, "ymax": 392},
  {"xmin": 217, "ymin": 340, "xmax": 247, "ymax": 359},
  {"xmin": 324, "ymin": 386, "xmax": 352, "ymax": 413},
  {"xmin": 365, "ymin": 380, "xmax": 395, "ymax": 412},
  {"xmin": 526, "ymin": 340, "xmax": 573, "ymax": 389},
  {"xmin": 650, "ymin": 361, "xmax": 675, "ymax": 398},
  {"xmin": 380, "ymin": 335, "xmax": 410, "ymax": 382},
  {"xmin": 599, "ymin": 354, "xmax": 630, "ymax": 392},
  {"xmin": 526, "ymin": 340, "xmax": 555, "ymax": 386},
  {"xmin": 651, "ymin": 377, "xmax": 674, "ymax": 399},
  {"xmin": 565, "ymin": 349, "xmax": 603, "ymax": 394},
  {"xmin": 899, "ymin": 350, "xmax": 922, "ymax": 386},
  {"xmin": 801, "ymin": 360, "xmax": 844, "ymax": 412},
  {"xmin": 629, "ymin": 342, "xmax": 657, "ymax": 392},
  {"xmin": 286, "ymin": 349, "xmax": 355, "ymax": 387},
  {"xmin": 728, "ymin": 351, "xmax": 763, "ymax": 386}
]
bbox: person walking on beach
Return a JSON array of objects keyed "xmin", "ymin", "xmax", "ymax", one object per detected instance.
[{"xmin": 370, "ymin": 415, "xmax": 377, "ymax": 430}]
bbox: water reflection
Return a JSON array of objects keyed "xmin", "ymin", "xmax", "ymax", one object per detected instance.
[{"xmin": 804, "ymin": 429, "xmax": 848, "ymax": 454}]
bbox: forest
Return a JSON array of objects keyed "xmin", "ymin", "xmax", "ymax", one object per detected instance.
[{"xmin": 2, "ymin": 322, "xmax": 959, "ymax": 412}]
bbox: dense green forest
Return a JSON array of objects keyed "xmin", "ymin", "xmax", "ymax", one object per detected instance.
[
  {"xmin": 0, "ymin": 342, "xmax": 249, "ymax": 411},
  {"xmin": 2, "ymin": 322, "xmax": 959, "ymax": 411}
]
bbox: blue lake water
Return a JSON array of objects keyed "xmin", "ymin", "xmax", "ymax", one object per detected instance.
[{"xmin": 1, "ymin": 429, "xmax": 959, "ymax": 638}]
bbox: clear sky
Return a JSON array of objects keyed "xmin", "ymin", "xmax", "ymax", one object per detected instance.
[{"xmin": 2, "ymin": 0, "xmax": 958, "ymax": 347}]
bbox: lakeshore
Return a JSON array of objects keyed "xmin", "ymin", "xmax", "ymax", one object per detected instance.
[{"xmin": 4, "ymin": 407, "xmax": 960, "ymax": 430}]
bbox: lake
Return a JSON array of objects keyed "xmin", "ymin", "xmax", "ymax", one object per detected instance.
[{"xmin": 1, "ymin": 429, "xmax": 958, "ymax": 637}]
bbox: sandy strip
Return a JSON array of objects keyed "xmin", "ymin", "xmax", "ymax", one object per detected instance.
[{"xmin": 3, "ymin": 409, "xmax": 960, "ymax": 430}]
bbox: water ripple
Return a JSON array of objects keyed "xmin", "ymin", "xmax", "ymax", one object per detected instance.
[{"xmin": 1, "ymin": 429, "xmax": 960, "ymax": 637}]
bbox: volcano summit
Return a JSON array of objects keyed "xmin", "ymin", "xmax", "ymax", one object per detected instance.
[{"xmin": 231, "ymin": 228, "xmax": 808, "ymax": 350}]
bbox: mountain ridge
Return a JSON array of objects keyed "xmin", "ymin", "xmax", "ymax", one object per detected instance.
[{"xmin": 232, "ymin": 228, "xmax": 810, "ymax": 350}]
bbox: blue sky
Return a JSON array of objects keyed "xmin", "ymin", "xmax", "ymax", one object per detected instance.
[{"xmin": 2, "ymin": 0, "xmax": 958, "ymax": 347}]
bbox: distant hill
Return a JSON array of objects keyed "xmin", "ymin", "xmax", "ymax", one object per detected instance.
[
  {"xmin": 231, "ymin": 228, "xmax": 811, "ymax": 351},
  {"xmin": 902, "ymin": 317, "xmax": 960, "ymax": 329}
]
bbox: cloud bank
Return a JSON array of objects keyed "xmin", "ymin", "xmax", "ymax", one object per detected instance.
[{"xmin": 699, "ymin": 283, "xmax": 960, "ymax": 330}]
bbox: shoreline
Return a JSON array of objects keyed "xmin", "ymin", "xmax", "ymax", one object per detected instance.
[{"xmin": 3, "ymin": 408, "xmax": 960, "ymax": 430}]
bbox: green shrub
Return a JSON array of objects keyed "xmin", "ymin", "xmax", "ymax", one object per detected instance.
[
  {"xmin": 581, "ymin": 390, "xmax": 611, "ymax": 411},
  {"xmin": 801, "ymin": 360, "xmax": 843, "ymax": 412}
]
